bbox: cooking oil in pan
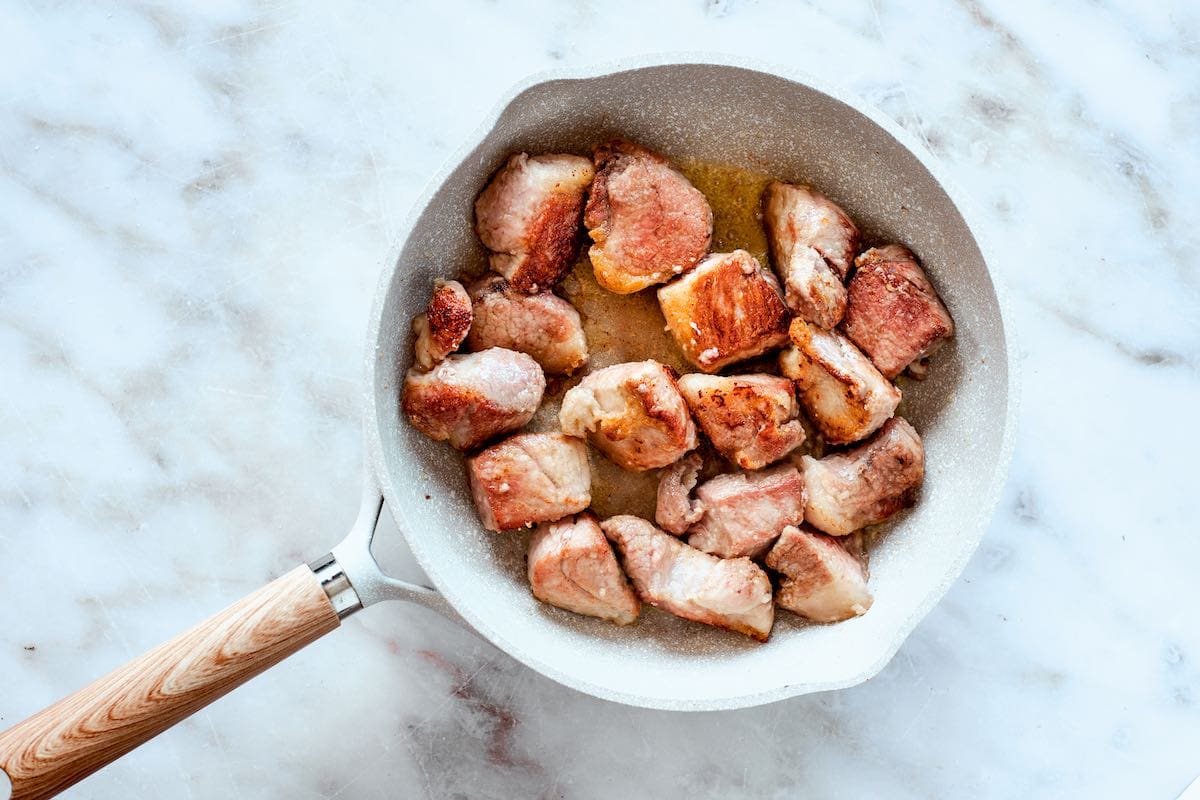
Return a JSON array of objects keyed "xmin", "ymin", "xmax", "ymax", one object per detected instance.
[{"xmin": 531, "ymin": 158, "xmax": 778, "ymax": 519}]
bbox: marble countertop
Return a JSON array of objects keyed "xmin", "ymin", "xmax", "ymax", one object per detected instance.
[{"xmin": 2, "ymin": 1, "xmax": 1198, "ymax": 797}]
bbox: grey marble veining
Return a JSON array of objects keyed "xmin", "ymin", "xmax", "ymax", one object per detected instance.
[{"xmin": 1, "ymin": 1, "xmax": 1197, "ymax": 797}]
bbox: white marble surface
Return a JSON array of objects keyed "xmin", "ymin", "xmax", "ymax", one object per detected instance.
[{"xmin": 1, "ymin": 1, "xmax": 1198, "ymax": 797}]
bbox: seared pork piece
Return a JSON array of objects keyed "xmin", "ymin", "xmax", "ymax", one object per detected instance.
[
  {"xmin": 686, "ymin": 464, "xmax": 805, "ymax": 559},
  {"xmin": 527, "ymin": 513, "xmax": 640, "ymax": 625},
  {"xmin": 658, "ymin": 250, "xmax": 790, "ymax": 372},
  {"xmin": 467, "ymin": 432, "xmax": 590, "ymax": 531},
  {"xmin": 402, "ymin": 348, "xmax": 545, "ymax": 450},
  {"xmin": 766, "ymin": 526, "xmax": 872, "ymax": 623},
  {"xmin": 677, "ymin": 373, "xmax": 806, "ymax": 469},
  {"xmin": 559, "ymin": 360, "xmax": 698, "ymax": 471},
  {"xmin": 801, "ymin": 417, "xmax": 924, "ymax": 536},
  {"xmin": 584, "ymin": 139, "xmax": 713, "ymax": 294},
  {"xmin": 466, "ymin": 275, "xmax": 588, "ymax": 374},
  {"xmin": 655, "ymin": 452, "xmax": 704, "ymax": 535},
  {"xmin": 601, "ymin": 515, "xmax": 774, "ymax": 641},
  {"xmin": 781, "ymin": 318, "xmax": 901, "ymax": 445},
  {"xmin": 842, "ymin": 245, "xmax": 955, "ymax": 379},
  {"xmin": 474, "ymin": 153, "xmax": 594, "ymax": 293},
  {"xmin": 411, "ymin": 280, "xmax": 472, "ymax": 371},
  {"xmin": 763, "ymin": 182, "xmax": 860, "ymax": 328}
]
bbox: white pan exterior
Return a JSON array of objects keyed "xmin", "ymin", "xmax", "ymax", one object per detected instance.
[{"xmin": 364, "ymin": 56, "xmax": 1016, "ymax": 711}]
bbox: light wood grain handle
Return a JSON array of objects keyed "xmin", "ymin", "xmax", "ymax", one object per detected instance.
[{"xmin": 0, "ymin": 565, "xmax": 340, "ymax": 800}]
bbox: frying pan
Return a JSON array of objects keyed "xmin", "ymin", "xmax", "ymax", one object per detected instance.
[{"xmin": 0, "ymin": 55, "xmax": 1016, "ymax": 799}]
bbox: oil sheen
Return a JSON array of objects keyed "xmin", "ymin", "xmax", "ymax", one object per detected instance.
[{"xmin": 532, "ymin": 158, "xmax": 777, "ymax": 519}]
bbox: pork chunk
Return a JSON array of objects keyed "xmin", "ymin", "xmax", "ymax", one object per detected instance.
[
  {"xmin": 601, "ymin": 515, "xmax": 774, "ymax": 641},
  {"xmin": 800, "ymin": 417, "xmax": 924, "ymax": 536},
  {"xmin": 763, "ymin": 182, "xmax": 860, "ymax": 328},
  {"xmin": 781, "ymin": 318, "xmax": 900, "ymax": 445},
  {"xmin": 411, "ymin": 280, "xmax": 472, "ymax": 371},
  {"xmin": 466, "ymin": 275, "xmax": 588, "ymax": 374},
  {"xmin": 655, "ymin": 452, "xmax": 704, "ymax": 535},
  {"xmin": 559, "ymin": 360, "xmax": 697, "ymax": 471},
  {"xmin": 474, "ymin": 153, "xmax": 594, "ymax": 293},
  {"xmin": 658, "ymin": 250, "xmax": 790, "ymax": 372},
  {"xmin": 527, "ymin": 513, "xmax": 639, "ymax": 625},
  {"xmin": 766, "ymin": 526, "xmax": 873, "ymax": 623},
  {"xmin": 677, "ymin": 373, "xmax": 806, "ymax": 469},
  {"xmin": 842, "ymin": 244, "xmax": 955, "ymax": 379},
  {"xmin": 402, "ymin": 348, "xmax": 545, "ymax": 450},
  {"xmin": 584, "ymin": 139, "xmax": 713, "ymax": 294},
  {"xmin": 467, "ymin": 432, "xmax": 591, "ymax": 531},
  {"xmin": 686, "ymin": 464, "xmax": 805, "ymax": 559}
]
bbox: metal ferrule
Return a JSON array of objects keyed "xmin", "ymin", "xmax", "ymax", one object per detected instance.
[{"xmin": 308, "ymin": 552, "xmax": 363, "ymax": 619}]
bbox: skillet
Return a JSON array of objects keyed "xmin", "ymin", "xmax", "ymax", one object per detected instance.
[{"xmin": 0, "ymin": 55, "xmax": 1016, "ymax": 800}]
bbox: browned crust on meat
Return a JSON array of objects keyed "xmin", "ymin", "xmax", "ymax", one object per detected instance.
[
  {"xmin": 801, "ymin": 418, "xmax": 924, "ymax": 534},
  {"xmin": 583, "ymin": 163, "xmax": 611, "ymax": 233},
  {"xmin": 466, "ymin": 434, "xmax": 590, "ymax": 531},
  {"xmin": 585, "ymin": 139, "xmax": 712, "ymax": 294},
  {"xmin": 796, "ymin": 272, "xmax": 847, "ymax": 330},
  {"xmin": 466, "ymin": 453, "xmax": 524, "ymax": 531},
  {"xmin": 766, "ymin": 528, "xmax": 872, "ymax": 622},
  {"xmin": 596, "ymin": 371, "xmax": 695, "ymax": 464},
  {"xmin": 585, "ymin": 140, "xmax": 660, "ymax": 244},
  {"xmin": 465, "ymin": 275, "xmax": 588, "ymax": 375},
  {"xmin": 766, "ymin": 529, "xmax": 828, "ymax": 585},
  {"xmin": 685, "ymin": 379, "xmax": 805, "ymax": 469},
  {"xmin": 561, "ymin": 362, "xmax": 696, "ymax": 471},
  {"xmin": 737, "ymin": 413, "xmax": 803, "ymax": 467},
  {"xmin": 843, "ymin": 245, "xmax": 954, "ymax": 379},
  {"xmin": 786, "ymin": 319, "xmax": 899, "ymax": 445},
  {"xmin": 467, "ymin": 449, "xmax": 523, "ymax": 530},
  {"xmin": 761, "ymin": 182, "xmax": 859, "ymax": 328},
  {"xmin": 402, "ymin": 382, "xmax": 527, "ymax": 451},
  {"xmin": 426, "ymin": 282, "xmax": 472, "ymax": 354},
  {"xmin": 762, "ymin": 182, "xmax": 861, "ymax": 279},
  {"xmin": 661, "ymin": 252, "xmax": 790, "ymax": 372},
  {"xmin": 687, "ymin": 258, "xmax": 789, "ymax": 368},
  {"xmin": 631, "ymin": 366, "xmax": 688, "ymax": 431},
  {"xmin": 852, "ymin": 423, "xmax": 923, "ymax": 519},
  {"xmin": 527, "ymin": 512, "xmax": 639, "ymax": 624},
  {"xmin": 508, "ymin": 190, "xmax": 587, "ymax": 292}
]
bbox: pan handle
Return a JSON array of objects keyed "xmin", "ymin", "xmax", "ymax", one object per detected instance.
[
  {"xmin": 0, "ymin": 565, "xmax": 341, "ymax": 800},
  {"xmin": 0, "ymin": 481, "xmax": 459, "ymax": 799},
  {"xmin": 328, "ymin": 484, "xmax": 462, "ymax": 621}
]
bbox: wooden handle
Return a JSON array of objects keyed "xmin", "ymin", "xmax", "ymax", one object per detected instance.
[{"xmin": 0, "ymin": 565, "xmax": 340, "ymax": 800}]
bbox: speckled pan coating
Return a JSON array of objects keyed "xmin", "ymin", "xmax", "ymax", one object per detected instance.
[{"xmin": 364, "ymin": 56, "xmax": 1017, "ymax": 711}]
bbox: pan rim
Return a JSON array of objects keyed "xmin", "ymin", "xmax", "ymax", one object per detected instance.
[{"xmin": 362, "ymin": 53, "xmax": 1020, "ymax": 711}]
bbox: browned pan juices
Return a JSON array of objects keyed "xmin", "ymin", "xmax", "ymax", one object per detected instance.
[
  {"xmin": 532, "ymin": 158, "xmax": 777, "ymax": 519},
  {"xmin": 679, "ymin": 158, "xmax": 773, "ymax": 266}
]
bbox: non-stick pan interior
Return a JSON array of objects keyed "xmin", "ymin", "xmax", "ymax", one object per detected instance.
[{"xmin": 367, "ymin": 61, "xmax": 1011, "ymax": 710}]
